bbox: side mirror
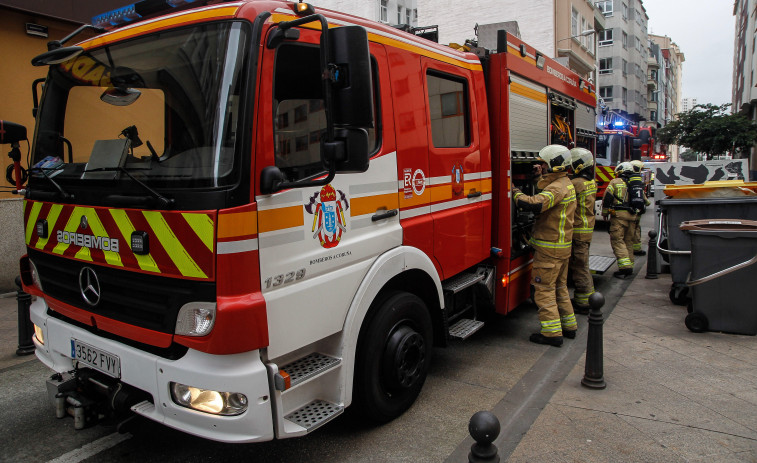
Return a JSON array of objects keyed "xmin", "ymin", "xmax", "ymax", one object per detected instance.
[
  {"xmin": 328, "ymin": 26, "xmax": 374, "ymax": 129},
  {"xmin": 324, "ymin": 128, "xmax": 370, "ymax": 173},
  {"xmin": 31, "ymin": 46, "xmax": 84, "ymax": 66}
]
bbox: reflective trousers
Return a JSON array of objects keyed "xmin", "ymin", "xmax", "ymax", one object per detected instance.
[
  {"xmin": 610, "ymin": 216, "xmax": 635, "ymax": 269},
  {"xmin": 569, "ymin": 239, "xmax": 595, "ymax": 307},
  {"xmin": 532, "ymin": 249, "xmax": 577, "ymax": 338},
  {"xmin": 633, "ymin": 216, "xmax": 642, "ymax": 252}
]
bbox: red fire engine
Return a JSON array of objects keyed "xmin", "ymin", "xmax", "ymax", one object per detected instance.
[{"xmin": 11, "ymin": 0, "xmax": 595, "ymax": 442}]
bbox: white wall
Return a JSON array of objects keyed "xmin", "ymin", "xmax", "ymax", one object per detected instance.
[
  {"xmin": 418, "ymin": 0, "xmax": 554, "ymax": 54},
  {"xmin": 0, "ymin": 199, "xmax": 24, "ymax": 292}
]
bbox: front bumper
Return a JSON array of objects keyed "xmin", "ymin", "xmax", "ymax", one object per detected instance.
[{"xmin": 30, "ymin": 297, "xmax": 275, "ymax": 443}]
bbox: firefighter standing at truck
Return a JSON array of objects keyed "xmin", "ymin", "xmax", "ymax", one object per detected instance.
[
  {"xmin": 568, "ymin": 148, "xmax": 597, "ymax": 315},
  {"xmin": 602, "ymin": 162, "xmax": 637, "ymax": 279},
  {"xmin": 512, "ymin": 145, "xmax": 577, "ymax": 347},
  {"xmin": 630, "ymin": 160, "xmax": 647, "ymax": 256}
]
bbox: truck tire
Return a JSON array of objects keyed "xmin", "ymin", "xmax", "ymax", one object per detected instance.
[{"xmin": 353, "ymin": 291, "xmax": 432, "ymax": 423}]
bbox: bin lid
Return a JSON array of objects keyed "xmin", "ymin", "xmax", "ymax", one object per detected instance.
[
  {"xmin": 664, "ymin": 180, "xmax": 757, "ymax": 199},
  {"xmin": 680, "ymin": 219, "xmax": 757, "ymax": 232}
]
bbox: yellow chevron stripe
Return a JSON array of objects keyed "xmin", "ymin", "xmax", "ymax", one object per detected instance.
[
  {"xmin": 143, "ymin": 211, "xmax": 206, "ymax": 279},
  {"xmin": 25, "ymin": 201, "xmax": 43, "ymax": 246},
  {"xmin": 109, "ymin": 209, "xmax": 160, "ymax": 273},
  {"xmin": 34, "ymin": 204, "xmax": 63, "ymax": 250},
  {"xmin": 182, "ymin": 213, "xmax": 214, "ymax": 252}
]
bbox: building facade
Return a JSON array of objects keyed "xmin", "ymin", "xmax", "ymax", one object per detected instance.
[
  {"xmin": 733, "ymin": 0, "xmax": 757, "ymax": 179},
  {"xmin": 594, "ymin": 0, "xmax": 649, "ymax": 127},
  {"xmin": 649, "ymin": 34, "xmax": 684, "ymax": 160},
  {"xmin": 417, "ymin": 0, "xmax": 604, "ymax": 81},
  {"xmin": 681, "ymin": 97, "xmax": 698, "ymax": 112},
  {"xmin": 309, "ymin": 0, "xmax": 418, "ymax": 26}
]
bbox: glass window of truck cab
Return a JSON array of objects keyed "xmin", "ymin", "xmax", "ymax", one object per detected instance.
[
  {"xmin": 31, "ymin": 21, "xmax": 250, "ymax": 194},
  {"xmin": 272, "ymin": 43, "xmax": 379, "ymax": 182}
]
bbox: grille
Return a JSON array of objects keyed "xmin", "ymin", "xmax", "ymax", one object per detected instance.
[{"xmin": 30, "ymin": 249, "xmax": 215, "ymax": 334}]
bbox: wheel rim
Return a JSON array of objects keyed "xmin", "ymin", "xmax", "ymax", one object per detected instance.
[{"xmin": 382, "ymin": 324, "xmax": 426, "ymax": 391}]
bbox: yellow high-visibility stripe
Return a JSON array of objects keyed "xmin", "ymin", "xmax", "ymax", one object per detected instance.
[
  {"xmin": 25, "ymin": 201, "xmax": 43, "ymax": 246},
  {"xmin": 34, "ymin": 204, "xmax": 63, "ymax": 250},
  {"xmin": 143, "ymin": 211, "xmax": 206, "ymax": 279},
  {"xmin": 511, "ymin": 82, "xmax": 548, "ymax": 103},
  {"xmin": 182, "ymin": 213, "xmax": 214, "ymax": 252},
  {"xmin": 109, "ymin": 209, "xmax": 160, "ymax": 273}
]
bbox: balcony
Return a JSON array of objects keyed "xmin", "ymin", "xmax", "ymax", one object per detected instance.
[
  {"xmin": 647, "ymin": 78, "xmax": 657, "ymax": 90},
  {"xmin": 648, "ymin": 101, "xmax": 658, "ymax": 111}
]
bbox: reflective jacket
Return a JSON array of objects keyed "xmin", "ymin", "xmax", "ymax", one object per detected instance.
[
  {"xmin": 601, "ymin": 177, "xmax": 636, "ymax": 221},
  {"xmin": 513, "ymin": 172, "xmax": 576, "ymax": 257},
  {"xmin": 571, "ymin": 175, "xmax": 597, "ymax": 242}
]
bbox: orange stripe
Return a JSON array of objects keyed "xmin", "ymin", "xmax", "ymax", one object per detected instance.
[
  {"xmin": 218, "ymin": 210, "xmax": 257, "ymax": 239},
  {"xmin": 79, "ymin": 6, "xmax": 241, "ymax": 49},
  {"xmin": 481, "ymin": 178, "xmax": 493, "ymax": 193},
  {"xmin": 511, "ymin": 82, "xmax": 547, "ymax": 103},
  {"xmin": 351, "ymin": 193, "xmax": 398, "ymax": 217},
  {"xmin": 258, "ymin": 206, "xmax": 303, "ymax": 233},
  {"xmin": 508, "ymin": 44, "xmax": 537, "ymax": 66}
]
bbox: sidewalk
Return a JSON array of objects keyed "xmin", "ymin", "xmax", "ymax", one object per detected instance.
[
  {"xmin": 0, "ymin": 290, "xmax": 36, "ymax": 371},
  {"xmin": 508, "ymin": 270, "xmax": 757, "ymax": 462}
]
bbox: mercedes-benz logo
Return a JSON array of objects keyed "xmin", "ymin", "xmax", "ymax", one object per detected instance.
[
  {"xmin": 80, "ymin": 215, "xmax": 88, "ymax": 230},
  {"xmin": 79, "ymin": 267, "xmax": 101, "ymax": 306}
]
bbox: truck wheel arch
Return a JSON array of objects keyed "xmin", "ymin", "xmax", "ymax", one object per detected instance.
[{"xmin": 339, "ymin": 246, "xmax": 443, "ymax": 409}]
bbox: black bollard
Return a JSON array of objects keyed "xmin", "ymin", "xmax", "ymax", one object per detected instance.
[
  {"xmin": 15, "ymin": 276, "xmax": 35, "ymax": 356},
  {"xmin": 581, "ymin": 292, "xmax": 606, "ymax": 389},
  {"xmin": 468, "ymin": 411, "xmax": 500, "ymax": 463},
  {"xmin": 645, "ymin": 230, "xmax": 659, "ymax": 279}
]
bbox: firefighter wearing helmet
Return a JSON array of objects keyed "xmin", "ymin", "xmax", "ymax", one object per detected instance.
[
  {"xmin": 602, "ymin": 162, "xmax": 637, "ymax": 278},
  {"xmin": 568, "ymin": 148, "xmax": 597, "ymax": 314},
  {"xmin": 629, "ymin": 160, "xmax": 648, "ymax": 256},
  {"xmin": 512, "ymin": 145, "xmax": 577, "ymax": 347}
]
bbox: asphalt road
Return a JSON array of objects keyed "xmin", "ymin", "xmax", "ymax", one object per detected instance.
[{"xmin": 0, "ymin": 206, "xmax": 654, "ymax": 463}]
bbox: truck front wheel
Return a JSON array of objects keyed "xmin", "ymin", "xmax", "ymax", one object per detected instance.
[{"xmin": 354, "ymin": 291, "xmax": 432, "ymax": 423}]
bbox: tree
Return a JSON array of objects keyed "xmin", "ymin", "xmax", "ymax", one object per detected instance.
[{"xmin": 657, "ymin": 103, "xmax": 757, "ymax": 160}]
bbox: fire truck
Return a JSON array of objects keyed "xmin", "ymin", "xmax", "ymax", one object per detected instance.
[
  {"xmin": 594, "ymin": 123, "xmax": 653, "ymax": 216},
  {"xmin": 11, "ymin": 0, "xmax": 595, "ymax": 442}
]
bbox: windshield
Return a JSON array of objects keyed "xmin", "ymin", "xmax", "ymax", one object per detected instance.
[
  {"xmin": 32, "ymin": 22, "xmax": 249, "ymax": 192},
  {"xmin": 595, "ymin": 134, "xmax": 624, "ymax": 166}
]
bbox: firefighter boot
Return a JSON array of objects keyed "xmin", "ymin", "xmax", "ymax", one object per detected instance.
[
  {"xmin": 571, "ymin": 299, "xmax": 591, "ymax": 315},
  {"xmin": 529, "ymin": 333, "xmax": 563, "ymax": 347},
  {"xmin": 563, "ymin": 329, "xmax": 577, "ymax": 339},
  {"xmin": 613, "ymin": 268, "xmax": 633, "ymax": 279},
  {"xmin": 634, "ymin": 249, "xmax": 647, "ymax": 256}
]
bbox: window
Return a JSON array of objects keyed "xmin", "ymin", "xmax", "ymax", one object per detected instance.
[
  {"xmin": 635, "ymin": 36, "xmax": 642, "ymax": 52},
  {"xmin": 380, "ymin": 0, "xmax": 387, "ymax": 22},
  {"xmin": 622, "ymin": 31, "xmax": 628, "ymax": 49},
  {"xmin": 273, "ymin": 44, "xmax": 379, "ymax": 181},
  {"xmin": 635, "ymin": 9, "xmax": 642, "ymax": 25},
  {"xmin": 599, "ymin": 58, "xmax": 613, "ymax": 74},
  {"xmin": 572, "ymin": 8, "xmax": 579, "ymax": 37},
  {"xmin": 397, "ymin": 6, "xmax": 403, "ymax": 23},
  {"xmin": 650, "ymin": 110, "xmax": 657, "ymax": 120},
  {"xmin": 622, "ymin": 2, "xmax": 628, "ymax": 20},
  {"xmin": 595, "ymin": 0, "xmax": 613, "ymax": 16},
  {"xmin": 598, "ymin": 29, "xmax": 613, "ymax": 46},
  {"xmin": 622, "ymin": 59, "xmax": 627, "ymax": 76},
  {"xmin": 427, "ymin": 71, "xmax": 469, "ymax": 148},
  {"xmin": 580, "ymin": 16, "xmax": 588, "ymax": 47},
  {"xmin": 413, "ymin": 9, "xmax": 418, "ymax": 25},
  {"xmin": 406, "ymin": 8, "xmax": 411, "ymax": 24},
  {"xmin": 599, "ymin": 86, "xmax": 613, "ymax": 102},
  {"xmin": 622, "ymin": 87, "xmax": 628, "ymax": 105}
]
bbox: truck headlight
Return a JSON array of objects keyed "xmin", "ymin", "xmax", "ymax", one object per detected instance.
[
  {"xmin": 34, "ymin": 324, "xmax": 44, "ymax": 345},
  {"xmin": 175, "ymin": 302, "xmax": 215, "ymax": 336},
  {"xmin": 30, "ymin": 259, "xmax": 43, "ymax": 291},
  {"xmin": 170, "ymin": 382, "xmax": 248, "ymax": 415}
]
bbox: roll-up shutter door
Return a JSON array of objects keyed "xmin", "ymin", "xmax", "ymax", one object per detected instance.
[
  {"xmin": 509, "ymin": 74, "xmax": 548, "ymax": 159},
  {"xmin": 575, "ymin": 102, "xmax": 597, "ymax": 138}
]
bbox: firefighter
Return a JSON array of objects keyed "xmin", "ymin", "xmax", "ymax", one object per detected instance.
[
  {"xmin": 602, "ymin": 162, "xmax": 636, "ymax": 279},
  {"xmin": 568, "ymin": 148, "xmax": 597, "ymax": 314},
  {"xmin": 630, "ymin": 160, "xmax": 647, "ymax": 256},
  {"xmin": 512, "ymin": 145, "xmax": 577, "ymax": 347}
]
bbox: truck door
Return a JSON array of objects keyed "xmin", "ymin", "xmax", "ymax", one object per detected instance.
[
  {"xmin": 421, "ymin": 58, "xmax": 485, "ymax": 279},
  {"xmin": 254, "ymin": 31, "xmax": 401, "ymax": 359}
]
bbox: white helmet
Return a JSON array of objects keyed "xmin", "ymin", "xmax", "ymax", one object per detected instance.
[
  {"xmin": 570, "ymin": 148, "xmax": 594, "ymax": 173},
  {"xmin": 537, "ymin": 145, "xmax": 571, "ymax": 172},
  {"xmin": 630, "ymin": 160, "xmax": 644, "ymax": 173},
  {"xmin": 615, "ymin": 162, "xmax": 633, "ymax": 176}
]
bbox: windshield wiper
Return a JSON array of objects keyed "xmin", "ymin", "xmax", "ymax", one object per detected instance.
[
  {"xmin": 30, "ymin": 167, "xmax": 73, "ymax": 200},
  {"xmin": 86, "ymin": 166, "xmax": 174, "ymax": 209}
]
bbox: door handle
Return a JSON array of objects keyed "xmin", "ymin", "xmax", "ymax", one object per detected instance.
[
  {"xmin": 467, "ymin": 191, "xmax": 482, "ymax": 199},
  {"xmin": 371, "ymin": 209, "xmax": 398, "ymax": 222}
]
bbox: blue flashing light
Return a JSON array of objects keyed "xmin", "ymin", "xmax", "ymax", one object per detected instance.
[
  {"xmin": 166, "ymin": 0, "xmax": 201, "ymax": 6},
  {"xmin": 92, "ymin": 4, "xmax": 141, "ymax": 30},
  {"xmin": 613, "ymin": 120, "xmax": 625, "ymax": 127}
]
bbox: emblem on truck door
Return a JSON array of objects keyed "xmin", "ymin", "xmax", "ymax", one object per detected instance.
[
  {"xmin": 79, "ymin": 267, "xmax": 101, "ymax": 306},
  {"xmin": 305, "ymin": 184, "xmax": 348, "ymax": 249}
]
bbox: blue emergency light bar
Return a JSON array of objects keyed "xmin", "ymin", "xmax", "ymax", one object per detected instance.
[
  {"xmin": 92, "ymin": 0, "xmax": 200, "ymax": 30},
  {"xmin": 613, "ymin": 120, "xmax": 625, "ymax": 127}
]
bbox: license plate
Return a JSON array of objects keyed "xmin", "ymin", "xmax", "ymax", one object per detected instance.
[{"xmin": 70, "ymin": 339, "xmax": 121, "ymax": 378}]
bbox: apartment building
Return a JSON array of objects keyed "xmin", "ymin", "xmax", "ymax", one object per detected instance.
[
  {"xmin": 733, "ymin": 0, "xmax": 757, "ymax": 179},
  {"xmin": 309, "ymin": 0, "xmax": 418, "ymax": 26},
  {"xmin": 681, "ymin": 97, "xmax": 698, "ymax": 112},
  {"xmin": 594, "ymin": 0, "xmax": 649, "ymax": 126},
  {"xmin": 418, "ymin": 0, "xmax": 605, "ymax": 81}
]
